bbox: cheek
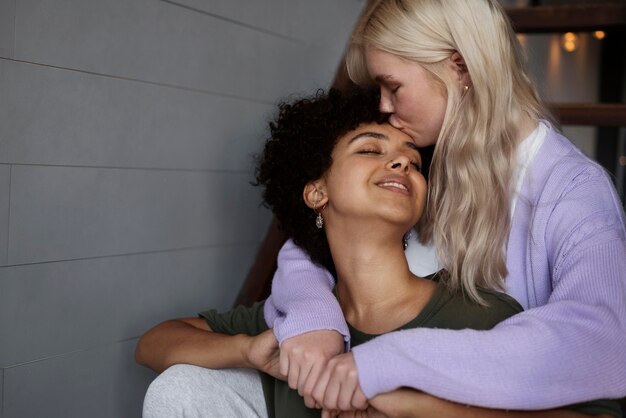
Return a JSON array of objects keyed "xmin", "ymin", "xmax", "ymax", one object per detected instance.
[
  {"xmin": 395, "ymin": 94, "xmax": 428, "ymax": 125},
  {"xmin": 393, "ymin": 94, "xmax": 413, "ymax": 117},
  {"xmin": 431, "ymin": 95, "xmax": 447, "ymax": 124},
  {"xmin": 413, "ymin": 176, "xmax": 428, "ymax": 216},
  {"xmin": 399, "ymin": 84, "xmax": 447, "ymax": 124},
  {"xmin": 418, "ymin": 95, "xmax": 447, "ymax": 145},
  {"xmin": 325, "ymin": 166, "xmax": 364, "ymax": 205}
]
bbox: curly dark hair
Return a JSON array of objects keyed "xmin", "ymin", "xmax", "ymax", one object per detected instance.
[{"xmin": 255, "ymin": 88, "xmax": 387, "ymax": 274}]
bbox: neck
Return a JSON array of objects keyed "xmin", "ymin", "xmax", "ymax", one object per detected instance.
[{"xmin": 325, "ymin": 219, "xmax": 435, "ymax": 334}]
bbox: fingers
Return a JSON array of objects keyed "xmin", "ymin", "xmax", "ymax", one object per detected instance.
[
  {"xmin": 351, "ymin": 386, "xmax": 368, "ymax": 410},
  {"xmin": 301, "ymin": 362, "xmax": 323, "ymax": 408},
  {"xmin": 312, "ymin": 360, "xmax": 332, "ymax": 406},
  {"xmin": 282, "ymin": 331, "xmax": 343, "ymax": 392},
  {"xmin": 278, "ymin": 331, "xmax": 352, "ymax": 411},
  {"xmin": 336, "ymin": 376, "xmax": 357, "ymax": 411},
  {"xmin": 279, "ymin": 347, "xmax": 290, "ymax": 378},
  {"xmin": 283, "ymin": 342, "xmax": 313, "ymax": 390},
  {"xmin": 321, "ymin": 410, "xmax": 336, "ymax": 418},
  {"xmin": 312, "ymin": 353, "xmax": 368, "ymax": 412},
  {"xmin": 329, "ymin": 360, "xmax": 359, "ymax": 410},
  {"xmin": 296, "ymin": 357, "xmax": 314, "ymax": 394},
  {"xmin": 303, "ymin": 394, "xmax": 316, "ymax": 409},
  {"xmin": 287, "ymin": 356, "xmax": 300, "ymax": 390},
  {"xmin": 321, "ymin": 368, "xmax": 341, "ymax": 410}
]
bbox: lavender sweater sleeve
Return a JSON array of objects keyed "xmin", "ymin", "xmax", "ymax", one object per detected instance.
[{"xmin": 264, "ymin": 239, "xmax": 349, "ymax": 344}]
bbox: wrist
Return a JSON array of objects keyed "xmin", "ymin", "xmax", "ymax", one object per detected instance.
[{"xmin": 237, "ymin": 334, "xmax": 254, "ymax": 368}]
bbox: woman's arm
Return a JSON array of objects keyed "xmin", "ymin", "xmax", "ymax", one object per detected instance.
[
  {"xmin": 135, "ymin": 317, "xmax": 247, "ymax": 373},
  {"xmin": 348, "ymin": 170, "xmax": 626, "ymax": 409},
  {"xmin": 369, "ymin": 390, "xmax": 614, "ymax": 418},
  {"xmin": 135, "ymin": 318, "xmax": 281, "ymax": 378},
  {"xmin": 264, "ymin": 239, "xmax": 348, "ymax": 343},
  {"xmin": 264, "ymin": 239, "xmax": 348, "ymax": 403},
  {"xmin": 324, "ymin": 391, "xmax": 613, "ymax": 418}
]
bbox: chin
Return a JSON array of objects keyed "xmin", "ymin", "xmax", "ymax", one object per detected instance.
[
  {"xmin": 392, "ymin": 216, "xmax": 420, "ymax": 230},
  {"xmin": 378, "ymin": 204, "xmax": 421, "ymax": 226}
]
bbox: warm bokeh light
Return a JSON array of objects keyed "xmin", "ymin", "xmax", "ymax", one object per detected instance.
[
  {"xmin": 561, "ymin": 32, "xmax": 579, "ymax": 52},
  {"xmin": 593, "ymin": 31, "xmax": 606, "ymax": 40}
]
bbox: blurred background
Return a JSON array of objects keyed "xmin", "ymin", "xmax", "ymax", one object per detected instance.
[{"xmin": 0, "ymin": 0, "xmax": 623, "ymax": 417}]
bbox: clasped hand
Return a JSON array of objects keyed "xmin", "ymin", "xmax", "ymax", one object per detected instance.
[
  {"xmin": 247, "ymin": 329, "xmax": 399, "ymax": 417},
  {"xmin": 279, "ymin": 330, "xmax": 368, "ymax": 412}
]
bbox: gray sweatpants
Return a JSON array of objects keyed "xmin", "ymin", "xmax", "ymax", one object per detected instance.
[{"xmin": 143, "ymin": 365, "xmax": 268, "ymax": 418}]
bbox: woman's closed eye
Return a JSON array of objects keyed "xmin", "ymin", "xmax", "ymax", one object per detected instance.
[
  {"xmin": 357, "ymin": 149, "xmax": 421, "ymax": 172},
  {"xmin": 380, "ymin": 82, "xmax": 400, "ymax": 94},
  {"xmin": 387, "ymin": 86, "xmax": 401, "ymax": 97},
  {"xmin": 357, "ymin": 148, "xmax": 382, "ymax": 155}
]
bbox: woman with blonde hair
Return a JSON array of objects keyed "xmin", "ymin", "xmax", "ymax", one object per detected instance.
[
  {"xmin": 137, "ymin": 88, "xmax": 619, "ymax": 418},
  {"xmin": 264, "ymin": 0, "xmax": 626, "ymax": 414}
]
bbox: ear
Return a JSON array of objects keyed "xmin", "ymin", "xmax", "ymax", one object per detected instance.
[
  {"xmin": 450, "ymin": 51, "xmax": 470, "ymax": 89},
  {"xmin": 303, "ymin": 179, "xmax": 328, "ymax": 210}
]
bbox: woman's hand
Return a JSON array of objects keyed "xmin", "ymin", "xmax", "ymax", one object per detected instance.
[
  {"xmin": 311, "ymin": 352, "xmax": 368, "ymax": 411},
  {"xmin": 280, "ymin": 330, "xmax": 345, "ymax": 407},
  {"xmin": 369, "ymin": 389, "xmax": 603, "ymax": 418},
  {"xmin": 322, "ymin": 407, "xmax": 390, "ymax": 418},
  {"xmin": 369, "ymin": 389, "xmax": 431, "ymax": 418},
  {"xmin": 245, "ymin": 329, "xmax": 283, "ymax": 380}
]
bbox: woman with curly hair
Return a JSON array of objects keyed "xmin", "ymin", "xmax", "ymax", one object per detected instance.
[
  {"xmin": 264, "ymin": 0, "xmax": 626, "ymax": 415},
  {"xmin": 136, "ymin": 88, "xmax": 619, "ymax": 418}
]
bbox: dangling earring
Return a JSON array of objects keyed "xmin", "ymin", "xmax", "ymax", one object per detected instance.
[
  {"xmin": 315, "ymin": 212, "xmax": 324, "ymax": 229},
  {"xmin": 403, "ymin": 229, "xmax": 415, "ymax": 250},
  {"xmin": 314, "ymin": 204, "xmax": 326, "ymax": 229}
]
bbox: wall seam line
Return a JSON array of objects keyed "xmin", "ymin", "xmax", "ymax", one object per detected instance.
[
  {"xmin": 3, "ymin": 162, "xmax": 253, "ymax": 174},
  {"xmin": 0, "ymin": 57, "xmax": 274, "ymax": 105},
  {"xmin": 159, "ymin": 0, "xmax": 305, "ymax": 44},
  {"xmin": 3, "ymin": 336, "xmax": 141, "ymax": 369},
  {"xmin": 3, "ymin": 240, "xmax": 264, "ymax": 268}
]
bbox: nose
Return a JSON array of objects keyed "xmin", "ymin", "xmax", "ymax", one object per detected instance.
[
  {"xmin": 387, "ymin": 154, "xmax": 410, "ymax": 173},
  {"xmin": 379, "ymin": 91, "xmax": 394, "ymax": 114}
]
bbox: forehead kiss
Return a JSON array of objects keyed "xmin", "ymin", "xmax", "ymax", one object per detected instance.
[{"xmin": 340, "ymin": 123, "xmax": 422, "ymax": 163}]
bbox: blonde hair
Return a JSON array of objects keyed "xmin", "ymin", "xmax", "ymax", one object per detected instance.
[{"xmin": 346, "ymin": 0, "xmax": 549, "ymax": 304}]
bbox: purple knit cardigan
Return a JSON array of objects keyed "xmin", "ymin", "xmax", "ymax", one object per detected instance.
[{"xmin": 264, "ymin": 126, "xmax": 626, "ymax": 409}]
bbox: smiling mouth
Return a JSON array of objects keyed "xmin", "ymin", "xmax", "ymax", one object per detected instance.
[{"xmin": 379, "ymin": 181, "xmax": 408, "ymax": 192}]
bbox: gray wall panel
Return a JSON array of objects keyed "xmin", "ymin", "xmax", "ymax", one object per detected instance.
[
  {"xmin": 165, "ymin": 0, "xmax": 363, "ymax": 43},
  {"xmin": 14, "ymin": 0, "xmax": 310, "ymax": 101},
  {"xmin": 2, "ymin": 0, "xmax": 363, "ymax": 414},
  {"xmin": 163, "ymin": 0, "xmax": 362, "ymax": 93},
  {"xmin": 0, "ymin": 165, "xmax": 9, "ymax": 266},
  {"xmin": 0, "ymin": 60, "xmax": 271, "ymax": 170},
  {"xmin": 168, "ymin": 0, "xmax": 365, "ymax": 94},
  {"xmin": 3, "ymin": 340, "xmax": 154, "ymax": 418},
  {"xmin": 0, "ymin": 244, "xmax": 257, "ymax": 367},
  {"xmin": 0, "ymin": 0, "xmax": 15, "ymax": 59},
  {"xmin": 8, "ymin": 165, "xmax": 269, "ymax": 265}
]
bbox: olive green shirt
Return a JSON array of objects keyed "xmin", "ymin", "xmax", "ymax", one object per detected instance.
[{"xmin": 200, "ymin": 279, "xmax": 620, "ymax": 417}]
